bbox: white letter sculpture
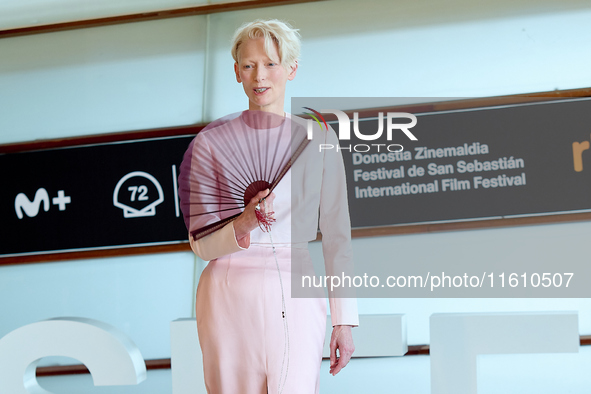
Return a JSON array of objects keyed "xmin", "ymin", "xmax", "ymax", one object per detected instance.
[
  {"xmin": 170, "ymin": 318, "xmax": 206, "ymax": 394},
  {"xmin": 430, "ymin": 311, "xmax": 579, "ymax": 394},
  {"xmin": 0, "ymin": 317, "xmax": 146, "ymax": 394}
]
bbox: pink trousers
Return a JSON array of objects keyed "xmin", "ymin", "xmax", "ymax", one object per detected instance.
[{"xmin": 196, "ymin": 245, "xmax": 327, "ymax": 394}]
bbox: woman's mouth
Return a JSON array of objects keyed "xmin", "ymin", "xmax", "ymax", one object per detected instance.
[{"xmin": 254, "ymin": 87, "xmax": 269, "ymax": 95}]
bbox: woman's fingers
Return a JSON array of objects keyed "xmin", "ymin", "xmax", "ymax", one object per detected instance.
[
  {"xmin": 329, "ymin": 325, "xmax": 355, "ymax": 376},
  {"xmin": 250, "ymin": 189, "xmax": 270, "ymax": 205},
  {"xmin": 235, "ymin": 190, "xmax": 268, "ymax": 237},
  {"xmin": 236, "ymin": 188, "xmax": 276, "ymax": 236},
  {"xmin": 249, "ymin": 189, "xmax": 275, "ymax": 213},
  {"xmin": 261, "ymin": 192, "xmax": 275, "ymax": 213}
]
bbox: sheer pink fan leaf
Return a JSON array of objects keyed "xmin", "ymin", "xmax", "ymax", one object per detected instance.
[{"xmin": 178, "ymin": 111, "xmax": 308, "ymax": 241}]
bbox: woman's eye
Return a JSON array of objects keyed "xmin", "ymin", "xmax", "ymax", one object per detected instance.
[
  {"xmin": 268, "ymin": 63, "xmax": 277, "ymax": 67},
  {"xmin": 244, "ymin": 65, "xmax": 252, "ymax": 69}
]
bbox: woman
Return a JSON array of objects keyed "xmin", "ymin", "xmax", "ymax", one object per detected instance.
[{"xmin": 181, "ymin": 19, "xmax": 358, "ymax": 393}]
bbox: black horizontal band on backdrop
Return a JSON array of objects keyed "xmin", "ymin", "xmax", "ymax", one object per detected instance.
[{"xmin": 2, "ymin": 87, "xmax": 591, "ymax": 266}]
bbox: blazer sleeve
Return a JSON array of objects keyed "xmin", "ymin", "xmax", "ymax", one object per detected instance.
[
  {"xmin": 189, "ymin": 221, "xmax": 249, "ymax": 261},
  {"xmin": 318, "ymin": 126, "xmax": 359, "ymax": 327}
]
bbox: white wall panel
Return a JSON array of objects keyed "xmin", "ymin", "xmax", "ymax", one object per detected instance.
[
  {"xmin": 0, "ymin": 252, "xmax": 197, "ymax": 361},
  {"xmin": 0, "ymin": 0, "xmax": 207, "ymax": 30},
  {"xmin": 0, "ymin": 16, "xmax": 206, "ymax": 144},
  {"xmin": 205, "ymin": 0, "xmax": 591, "ymax": 119}
]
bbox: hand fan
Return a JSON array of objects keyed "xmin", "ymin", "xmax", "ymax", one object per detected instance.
[{"xmin": 178, "ymin": 110, "xmax": 309, "ymax": 241}]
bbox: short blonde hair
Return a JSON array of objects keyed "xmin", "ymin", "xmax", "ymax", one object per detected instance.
[{"xmin": 231, "ymin": 19, "xmax": 301, "ymax": 70}]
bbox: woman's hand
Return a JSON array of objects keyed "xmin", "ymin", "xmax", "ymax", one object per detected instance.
[
  {"xmin": 233, "ymin": 189, "xmax": 275, "ymax": 241},
  {"xmin": 329, "ymin": 325, "xmax": 355, "ymax": 376}
]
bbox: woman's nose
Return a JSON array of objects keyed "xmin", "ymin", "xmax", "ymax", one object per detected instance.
[{"xmin": 255, "ymin": 66, "xmax": 267, "ymax": 82}]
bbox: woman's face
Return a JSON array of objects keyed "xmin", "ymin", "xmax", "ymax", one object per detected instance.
[{"xmin": 234, "ymin": 37, "xmax": 297, "ymax": 116}]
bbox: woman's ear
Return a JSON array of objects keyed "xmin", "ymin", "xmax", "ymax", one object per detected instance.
[
  {"xmin": 234, "ymin": 62, "xmax": 242, "ymax": 83},
  {"xmin": 288, "ymin": 61, "xmax": 298, "ymax": 81}
]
